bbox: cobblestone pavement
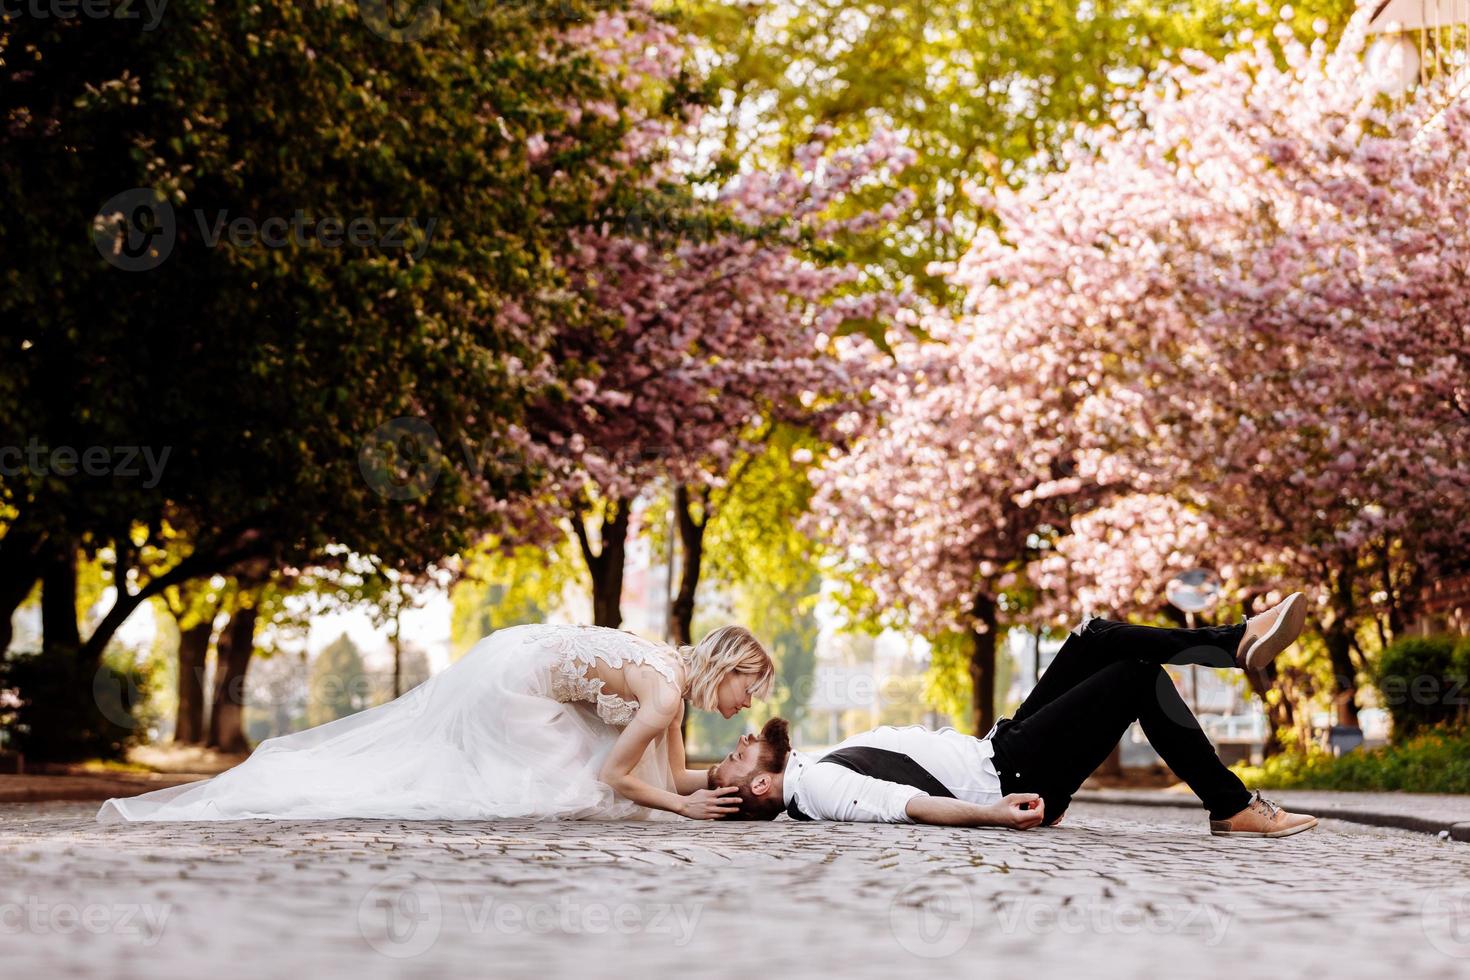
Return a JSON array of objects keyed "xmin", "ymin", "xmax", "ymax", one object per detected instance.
[
  {"xmin": 1076, "ymin": 788, "xmax": 1470, "ymax": 838},
  {"xmin": 3, "ymin": 801, "xmax": 1468, "ymax": 980}
]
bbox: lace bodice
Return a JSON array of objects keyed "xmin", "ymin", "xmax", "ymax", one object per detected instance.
[{"xmin": 541, "ymin": 624, "xmax": 684, "ymax": 726}]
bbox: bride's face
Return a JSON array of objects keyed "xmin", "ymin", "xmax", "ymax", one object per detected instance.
[{"xmin": 712, "ymin": 670, "xmax": 756, "ymax": 719}]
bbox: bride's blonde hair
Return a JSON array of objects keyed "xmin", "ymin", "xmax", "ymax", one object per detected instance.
[{"xmin": 679, "ymin": 625, "xmax": 775, "ymax": 713}]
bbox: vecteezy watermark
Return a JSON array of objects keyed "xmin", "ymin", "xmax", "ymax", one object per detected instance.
[
  {"xmin": 92, "ymin": 188, "xmax": 438, "ymax": 271},
  {"xmin": 358, "ymin": 0, "xmax": 620, "ymax": 44},
  {"xmin": 359, "ymin": 0, "xmax": 440, "ymax": 43},
  {"xmin": 95, "ymin": 658, "xmax": 435, "ymax": 733},
  {"xmin": 991, "ymin": 897, "xmax": 1233, "ymax": 945},
  {"xmin": 92, "ymin": 661, "xmax": 148, "ymax": 730},
  {"xmin": 358, "ymin": 873, "xmax": 442, "ymax": 959},
  {"xmin": 356, "ymin": 873, "xmax": 703, "ymax": 958},
  {"xmin": 460, "ymin": 896, "xmax": 702, "ymax": 945},
  {"xmin": 0, "ymin": 898, "xmax": 172, "ymax": 946},
  {"xmin": 1, "ymin": 0, "xmax": 168, "ymax": 30},
  {"xmin": 358, "ymin": 417, "xmax": 447, "ymax": 501},
  {"xmin": 192, "ymin": 210, "xmax": 437, "ymax": 259},
  {"xmin": 1422, "ymin": 885, "xmax": 1470, "ymax": 959},
  {"xmin": 356, "ymin": 416, "xmax": 725, "ymax": 502},
  {"xmin": 92, "ymin": 188, "xmax": 175, "ymax": 272},
  {"xmin": 1377, "ymin": 674, "xmax": 1470, "ymax": 709},
  {"xmin": 888, "ymin": 870, "xmax": 975, "ymax": 958},
  {"xmin": 0, "ymin": 438, "xmax": 170, "ymax": 489}
]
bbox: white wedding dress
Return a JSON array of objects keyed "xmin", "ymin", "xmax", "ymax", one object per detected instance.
[{"xmin": 96, "ymin": 624, "xmax": 684, "ymax": 822}]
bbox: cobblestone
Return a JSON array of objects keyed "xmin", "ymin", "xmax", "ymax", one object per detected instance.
[
  {"xmin": 2, "ymin": 802, "xmax": 1468, "ymax": 979},
  {"xmin": 1076, "ymin": 787, "xmax": 1470, "ymax": 837}
]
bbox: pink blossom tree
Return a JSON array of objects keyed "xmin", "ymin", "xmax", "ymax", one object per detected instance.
[
  {"xmin": 813, "ymin": 7, "xmax": 1470, "ymax": 739},
  {"xmin": 523, "ymin": 122, "xmax": 919, "ymax": 629}
]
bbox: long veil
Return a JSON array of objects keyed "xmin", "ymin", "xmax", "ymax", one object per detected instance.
[{"xmin": 97, "ymin": 626, "xmax": 680, "ymax": 822}]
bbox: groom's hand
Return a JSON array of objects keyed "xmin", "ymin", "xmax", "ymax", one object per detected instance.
[
  {"xmin": 998, "ymin": 793, "xmax": 1046, "ymax": 830},
  {"xmin": 681, "ymin": 786, "xmax": 741, "ymax": 820}
]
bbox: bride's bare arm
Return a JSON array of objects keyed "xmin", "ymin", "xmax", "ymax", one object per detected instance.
[
  {"xmin": 598, "ymin": 706, "xmax": 739, "ymax": 818},
  {"xmin": 665, "ymin": 702, "xmax": 714, "ymax": 795},
  {"xmin": 598, "ymin": 667, "xmax": 738, "ymax": 818}
]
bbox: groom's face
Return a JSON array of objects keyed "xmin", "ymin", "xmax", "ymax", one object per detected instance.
[{"xmin": 708, "ymin": 732, "xmax": 763, "ymax": 788}]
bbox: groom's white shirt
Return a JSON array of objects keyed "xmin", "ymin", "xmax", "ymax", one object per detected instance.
[{"xmin": 781, "ymin": 725, "xmax": 1003, "ymax": 823}]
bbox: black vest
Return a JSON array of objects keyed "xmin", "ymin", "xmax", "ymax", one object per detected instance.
[{"xmin": 786, "ymin": 745, "xmax": 955, "ymax": 821}]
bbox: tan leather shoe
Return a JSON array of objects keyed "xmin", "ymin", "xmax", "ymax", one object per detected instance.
[
  {"xmin": 1210, "ymin": 791, "xmax": 1318, "ymax": 838},
  {"xmin": 1236, "ymin": 591, "xmax": 1308, "ymax": 671}
]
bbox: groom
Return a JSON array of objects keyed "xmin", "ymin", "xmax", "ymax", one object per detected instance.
[{"xmin": 712, "ymin": 594, "xmax": 1318, "ymax": 837}]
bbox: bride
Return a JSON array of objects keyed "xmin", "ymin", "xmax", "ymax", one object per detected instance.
[{"xmin": 97, "ymin": 623, "xmax": 774, "ymax": 823}]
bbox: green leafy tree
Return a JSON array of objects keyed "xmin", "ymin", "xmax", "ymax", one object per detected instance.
[
  {"xmin": 449, "ymin": 535, "xmax": 589, "ymax": 659},
  {"xmin": 0, "ymin": 0, "xmax": 686, "ymax": 757},
  {"xmin": 686, "ymin": 0, "xmax": 1357, "ymax": 307},
  {"xmin": 307, "ymin": 632, "xmax": 370, "ymax": 729}
]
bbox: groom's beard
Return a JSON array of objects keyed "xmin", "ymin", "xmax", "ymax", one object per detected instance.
[{"xmin": 705, "ymin": 764, "xmax": 717, "ymax": 790}]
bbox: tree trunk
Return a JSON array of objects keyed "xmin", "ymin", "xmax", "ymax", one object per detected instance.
[
  {"xmin": 1322, "ymin": 620, "xmax": 1361, "ymax": 728},
  {"xmin": 591, "ymin": 551, "xmax": 625, "ymax": 628},
  {"xmin": 40, "ymin": 538, "xmax": 80, "ymax": 661},
  {"xmin": 968, "ymin": 592, "xmax": 998, "ymax": 735},
  {"xmin": 174, "ymin": 620, "xmax": 213, "ymax": 745},
  {"xmin": 1323, "ymin": 561, "xmax": 1361, "ymax": 728},
  {"xmin": 0, "ymin": 522, "xmax": 47, "ymax": 656},
  {"xmin": 208, "ymin": 603, "xmax": 258, "ymax": 753},
  {"xmin": 76, "ymin": 524, "xmax": 273, "ymax": 669},
  {"xmin": 669, "ymin": 485, "xmax": 706, "ymax": 648},
  {"xmin": 572, "ymin": 496, "xmax": 630, "ymax": 629},
  {"xmin": 392, "ymin": 632, "xmax": 402, "ymax": 700},
  {"xmin": 1248, "ymin": 664, "xmax": 1297, "ymax": 758}
]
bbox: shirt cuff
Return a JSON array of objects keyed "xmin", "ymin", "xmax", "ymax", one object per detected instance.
[{"xmin": 884, "ymin": 786, "xmax": 925, "ymax": 823}]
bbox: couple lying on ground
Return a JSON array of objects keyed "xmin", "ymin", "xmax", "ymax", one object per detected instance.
[{"xmin": 99, "ymin": 593, "xmax": 1317, "ymax": 839}]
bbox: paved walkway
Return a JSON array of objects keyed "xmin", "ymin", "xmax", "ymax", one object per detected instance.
[
  {"xmin": 1076, "ymin": 788, "xmax": 1470, "ymax": 839},
  {"xmin": 3, "ymin": 801, "xmax": 1469, "ymax": 978}
]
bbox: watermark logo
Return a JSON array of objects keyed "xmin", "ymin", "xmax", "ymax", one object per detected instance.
[
  {"xmin": 1423, "ymin": 885, "xmax": 1470, "ymax": 959},
  {"xmin": 92, "ymin": 188, "xmax": 176, "ymax": 272},
  {"xmin": 1, "ymin": 0, "xmax": 169, "ymax": 31},
  {"xmin": 355, "ymin": 874, "xmax": 703, "ymax": 958},
  {"xmin": 358, "ymin": 0, "xmax": 620, "ymax": 44},
  {"xmin": 357, "ymin": 872, "xmax": 442, "ymax": 958},
  {"xmin": 358, "ymin": 417, "xmax": 445, "ymax": 501},
  {"xmin": 621, "ymin": 193, "xmax": 717, "ymax": 250},
  {"xmin": 92, "ymin": 662, "xmax": 148, "ymax": 730},
  {"xmin": 0, "ymin": 898, "xmax": 172, "ymax": 946},
  {"xmin": 993, "ymin": 897, "xmax": 1233, "ymax": 944},
  {"xmin": 93, "ymin": 188, "xmax": 438, "ymax": 271},
  {"xmin": 0, "ymin": 438, "xmax": 171, "ymax": 488},
  {"xmin": 461, "ymin": 896, "xmax": 701, "ymax": 945},
  {"xmin": 193, "ymin": 210, "xmax": 436, "ymax": 258},
  {"xmin": 888, "ymin": 870, "xmax": 974, "ymax": 958},
  {"xmin": 359, "ymin": 0, "xmax": 440, "ymax": 43}
]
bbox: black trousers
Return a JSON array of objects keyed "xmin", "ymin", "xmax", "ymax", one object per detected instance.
[{"xmin": 989, "ymin": 615, "xmax": 1255, "ymax": 823}]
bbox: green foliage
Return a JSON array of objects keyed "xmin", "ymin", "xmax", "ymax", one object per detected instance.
[
  {"xmin": 1374, "ymin": 635, "xmax": 1468, "ymax": 740},
  {"xmin": 876, "ymin": 674, "xmax": 930, "ymax": 728},
  {"xmin": 702, "ymin": 426, "xmax": 825, "ymax": 597},
  {"xmin": 1233, "ymin": 726, "xmax": 1470, "ymax": 794},
  {"xmin": 450, "ymin": 535, "xmax": 587, "ymax": 658},
  {"xmin": 307, "ymin": 632, "xmax": 369, "ymax": 727},
  {"xmin": 1, "ymin": 0, "xmax": 685, "ymax": 626},
  {"xmin": 0, "ymin": 647, "xmax": 154, "ymax": 762},
  {"xmin": 922, "ymin": 632, "xmax": 975, "ymax": 735},
  {"xmin": 680, "ymin": 428, "xmax": 826, "ymax": 754},
  {"xmin": 686, "ymin": 0, "xmax": 1358, "ymax": 307}
]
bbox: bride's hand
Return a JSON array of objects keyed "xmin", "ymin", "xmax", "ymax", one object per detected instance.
[{"xmin": 680, "ymin": 786, "xmax": 741, "ymax": 820}]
